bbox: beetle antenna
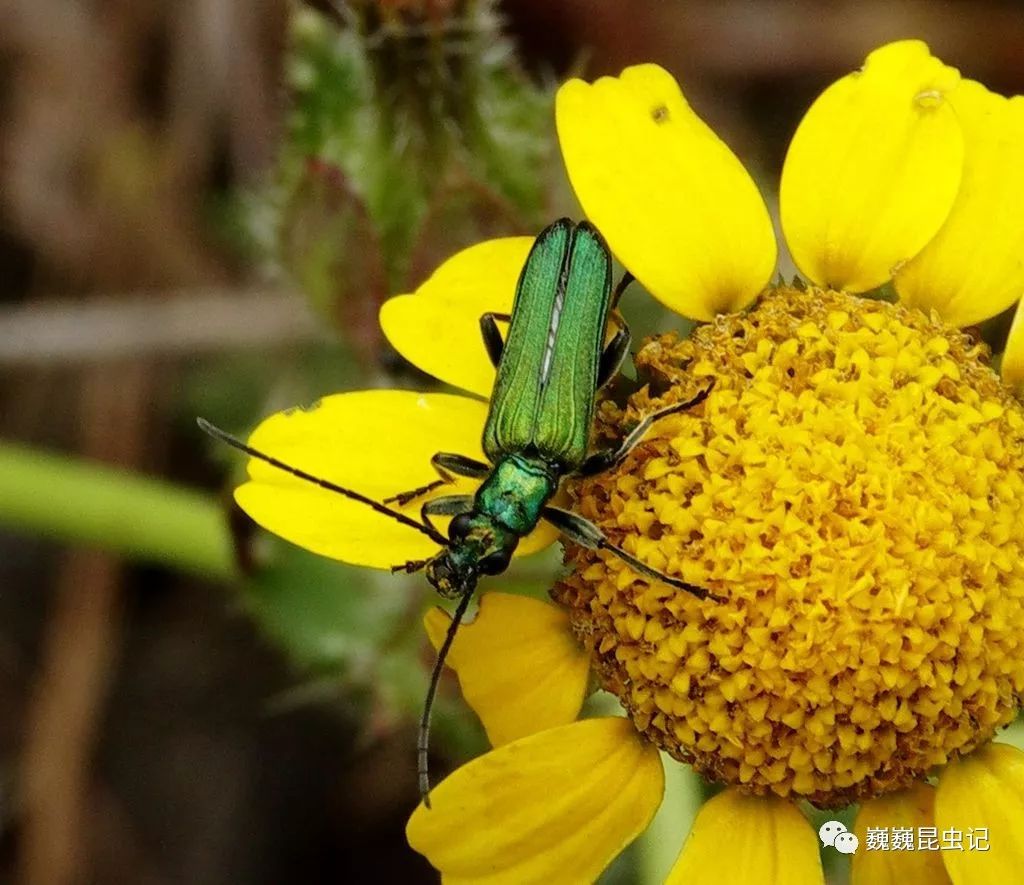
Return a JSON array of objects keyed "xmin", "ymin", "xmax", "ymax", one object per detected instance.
[
  {"xmin": 197, "ymin": 418, "xmax": 449, "ymax": 546},
  {"xmin": 418, "ymin": 589, "xmax": 474, "ymax": 809}
]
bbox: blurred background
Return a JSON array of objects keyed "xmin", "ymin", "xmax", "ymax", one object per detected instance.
[{"xmin": 2, "ymin": 1, "xmax": 1024, "ymax": 883}]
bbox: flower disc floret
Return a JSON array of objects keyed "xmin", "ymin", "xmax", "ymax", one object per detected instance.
[{"xmin": 554, "ymin": 286, "xmax": 1024, "ymax": 806}]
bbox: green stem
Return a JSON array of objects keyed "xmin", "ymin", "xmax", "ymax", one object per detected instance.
[
  {"xmin": 637, "ymin": 757, "xmax": 705, "ymax": 884},
  {"xmin": 0, "ymin": 442, "xmax": 237, "ymax": 581}
]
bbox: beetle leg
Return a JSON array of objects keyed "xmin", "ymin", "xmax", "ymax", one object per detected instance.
[
  {"xmin": 611, "ymin": 271, "xmax": 634, "ymax": 309},
  {"xmin": 384, "ymin": 477, "xmax": 449, "ymax": 507},
  {"xmin": 597, "ymin": 323, "xmax": 631, "ymax": 389},
  {"xmin": 595, "ymin": 269, "xmax": 635, "ymax": 387},
  {"xmin": 434, "ymin": 452, "xmax": 491, "ymax": 479},
  {"xmin": 422, "ymin": 495, "xmax": 475, "ymax": 515},
  {"xmin": 391, "ymin": 558, "xmax": 429, "ymax": 574},
  {"xmin": 420, "ymin": 494, "xmax": 475, "ymax": 533},
  {"xmin": 479, "ymin": 312, "xmax": 511, "ymax": 367},
  {"xmin": 385, "ymin": 481, "xmax": 446, "ymax": 507},
  {"xmin": 383, "ymin": 452, "xmax": 491, "ymax": 506},
  {"xmin": 541, "ymin": 505, "xmax": 719, "ymax": 601},
  {"xmin": 577, "ymin": 380, "xmax": 715, "ymax": 477}
]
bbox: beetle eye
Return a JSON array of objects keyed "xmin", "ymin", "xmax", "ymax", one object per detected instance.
[
  {"xmin": 478, "ymin": 550, "xmax": 511, "ymax": 576},
  {"xmin": 449, "ymin": 513, "xmax": 473, "ymax": 540}
]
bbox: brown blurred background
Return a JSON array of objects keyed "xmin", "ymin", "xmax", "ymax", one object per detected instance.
[{"xmin": 2, "ymin": 2, "xmax": 1023, "ymax": 883}]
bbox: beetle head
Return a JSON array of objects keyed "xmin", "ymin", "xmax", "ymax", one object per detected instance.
[{"xmin": 426, "ymin": 513, "xmax": 514, "ymax": 598}]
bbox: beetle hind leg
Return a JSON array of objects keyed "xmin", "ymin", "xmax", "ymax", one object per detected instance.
[{"xmin": 577, "ymin": 380, "xmax": 715, "ymax": 477}]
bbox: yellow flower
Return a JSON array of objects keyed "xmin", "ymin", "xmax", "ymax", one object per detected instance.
[{"xmin": 233, "ymin": 39, "xmax": 1024, "ymax": 884}]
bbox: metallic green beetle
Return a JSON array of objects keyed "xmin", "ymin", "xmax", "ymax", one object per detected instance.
[
  {"xmin": 199, "ymin": 218, "xmax": 714, "ymax": 802},
  {"xmin": 394, "ymin": 218, "xmax": 713, "ymax": 603}
]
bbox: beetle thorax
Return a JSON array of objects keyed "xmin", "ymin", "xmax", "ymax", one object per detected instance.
[{"xmin": 474, "ymin": 453, "xmax": 559, "ymax": 536}]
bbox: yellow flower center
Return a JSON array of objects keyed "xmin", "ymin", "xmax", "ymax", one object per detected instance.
[{"xmin": 554, "ymin": 286, "xmax": 1024, "ymax": 806}]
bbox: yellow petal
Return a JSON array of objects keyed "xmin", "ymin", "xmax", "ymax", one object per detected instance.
[
  {"xmin": 852, "ymin": 783, "xmax": 951, "ymax": 885},
  {"xmin": 556, "ymin": 64, "xmax": 776, "ymax": 320},
  {"xmin": 935, "ymin": 742, "xmax": 1024, "ymax": 884},
  {"xmin": 380, "ymin": 237, "xmax": 533, "ymax": 396},
  {"xmin": 780, "ymin": 40, "xmax": 964, "ymax": 292},
  {"xmin": 407, "ymin": 717, "xmax": 663, "ymax": 885},
  {"xmin": 1002, "ymin": 298, "xmax": 1024, "ymax": 393},
  {"xmin": 666, "ymin": 789, "xmax": 823, "ymax": 885},
  {"xmin": 896, "ymin": 83, "xmax": 1024, "ymax": 326},
  {"xmin": 236, "ymin": 390, "xmax": 485, "ymax": 568},
  {"xmin": 424, "ymin": 593, "xmax": 591, "ymax": 746},
  {"xmin": 236, "ymin": 390, "xmax": 559, "ymax": 568}
]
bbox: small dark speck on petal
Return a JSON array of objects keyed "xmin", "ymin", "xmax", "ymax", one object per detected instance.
[{"xmin": 652, "ymin": 104, "xmax": 669, "ymax": 123}]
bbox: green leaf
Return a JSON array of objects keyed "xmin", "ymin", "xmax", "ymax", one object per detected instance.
[{"xmin": 243, "ymin": 538, "xmax": 409, "ymax": 675}]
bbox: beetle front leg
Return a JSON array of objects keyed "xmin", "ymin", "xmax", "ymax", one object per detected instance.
[
  {"xmin": 390, "ymin": 495, "xmax": 475, "ymax": 565},
  {"xmin": 384, "ymin": 452, "xmax": 492, "ymax": 506},
  {"xmin": 420, "ymin": 494, "xmax": 475, "ymax": 534},
  {"xmin": 392, "ymin": 558, "xmax": 429, "ymax": 574}
]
